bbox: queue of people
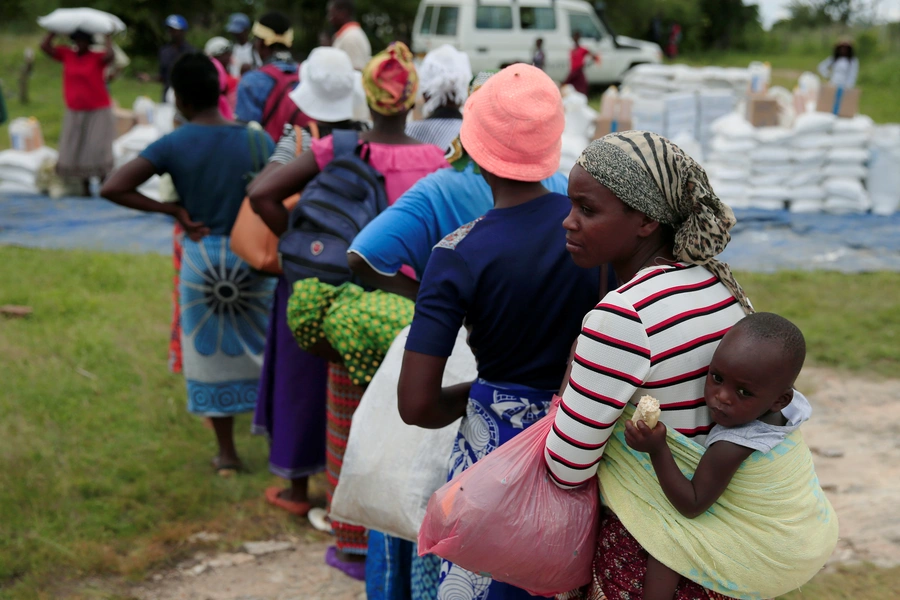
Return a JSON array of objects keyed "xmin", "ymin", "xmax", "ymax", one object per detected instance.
[{"xmin": 94, "ymin": 3, "xmax": 836, "ymax": 599}]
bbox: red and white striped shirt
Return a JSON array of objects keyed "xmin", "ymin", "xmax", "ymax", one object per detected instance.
[{"xmin": 544, "ymin": 263, "xmax": 748, "ymax": 488}]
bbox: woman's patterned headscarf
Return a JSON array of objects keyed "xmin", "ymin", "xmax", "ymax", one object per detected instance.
[
  {"xmin": 576, "ymin": 131, "xmax": 753, "ymax": 314},
  {"xmin": 362, "ymin": 42, "xmax": 418, "ymax": 116}
]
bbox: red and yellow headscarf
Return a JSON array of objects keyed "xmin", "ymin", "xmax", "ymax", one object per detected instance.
[{"xmin": 362, "ymin": 42, "xmax": 418, "ymax": 116}]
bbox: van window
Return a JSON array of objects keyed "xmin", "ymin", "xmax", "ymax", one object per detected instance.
[
  {"xmin": 568, "ymin": 11, "xmax": 603, "ymax": 40},
  {"xmin": 520, "ymin": 7, "xmax": 556, "ymax": 30},
  {"xmin": 420, "ymin": 6, "xmax": 435, "ymax": 34},
  {"xmin": 476, "ymin": 6, "xmax": 513, "ymax": 29},
  {"xmin": 435, "ymin": 6, "xmax": 460, "ymax": 36}
]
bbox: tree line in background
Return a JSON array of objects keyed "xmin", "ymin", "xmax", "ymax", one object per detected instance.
[{"xmin": 2, "ymin": 0, "xmax": 898, "ymax": 60}]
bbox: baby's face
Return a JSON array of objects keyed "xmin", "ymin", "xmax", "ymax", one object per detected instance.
[{"xmin": 704, "ymin": 329, "xmax": 793, "ymax": 428}]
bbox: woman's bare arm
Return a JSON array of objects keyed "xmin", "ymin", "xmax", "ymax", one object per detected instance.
[{"xmin": 248, "ymin": 151, "xmax": 320, "ymax": 236}]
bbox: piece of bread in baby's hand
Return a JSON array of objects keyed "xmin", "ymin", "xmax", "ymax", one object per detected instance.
[{"xmin": 631, "ymin": 395, "xmax": 661, "ymax": 429}]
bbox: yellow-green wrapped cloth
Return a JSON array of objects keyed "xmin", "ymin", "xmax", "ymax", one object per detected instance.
[
  {"xmin": 287, "ymin": 278, "xmax": 414, "ymax": 386},
  {"xmin": 598, "ymin": 405, "xmax": 838, "ymax": 600}
]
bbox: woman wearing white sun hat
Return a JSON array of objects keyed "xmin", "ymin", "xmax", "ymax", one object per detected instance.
[
  {"xmin": 247, "ymin": 45, "xmax": 368, "ymax": 523},
  {"xmin": 260, "ymin": 46, "xmax": 368, "ymax": 168}
]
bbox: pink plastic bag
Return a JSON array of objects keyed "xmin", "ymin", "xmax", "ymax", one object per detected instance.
[{"xmin": 418, "ymin": 399, "xmax": 600, "ymax": 596}]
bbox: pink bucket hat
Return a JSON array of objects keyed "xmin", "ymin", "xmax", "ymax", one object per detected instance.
[{"xmin": 460, "ymin": 63, "xmax": 564, "ymax": 182}]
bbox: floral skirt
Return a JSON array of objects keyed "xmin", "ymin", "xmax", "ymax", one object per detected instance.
[
  {"xmin": 438, "ymin": 379, "xmax": 555, "ymax": 600},
  {"xmin": 179, "ymin": 235, "xmax": 274, "ymax": 416}
]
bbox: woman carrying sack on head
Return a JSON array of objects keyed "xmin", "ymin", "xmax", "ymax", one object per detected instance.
[
  {"xmin": 249, "ymin": 41, "xmax": 448, "ymax": 580},
  {"xmin": 242, "ymin": 46, "xmax": 368, "ymax": 521},
  {"xmin": 102, "ymin": 54, "xmax": 275, "ymax": 477},
  {"xmin": 40, "ymin": 29, "xmax": 116, "ymax": 196}
]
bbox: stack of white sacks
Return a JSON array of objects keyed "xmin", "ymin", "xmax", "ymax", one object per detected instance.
[
  {"xmin": 705, "ymin": 111, "xmax": 878, "ymax": 214},
  {"xmin": 111, "ymin": 99, "xmax": 176, "ymax": 201},
  {"xmin": 559, "ymin": 87, "xmax": 598, "ymax": 175},
  {"xmin": 623, "ymin": 65, "xmax": 739, "ymax": 151}
]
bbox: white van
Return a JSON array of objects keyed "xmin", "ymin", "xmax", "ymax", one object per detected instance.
[{"xmin": 411, "ymin": 0, "xmax": 663, "ymax": 85}]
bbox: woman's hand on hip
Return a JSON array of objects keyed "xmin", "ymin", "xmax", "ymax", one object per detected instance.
[{"xmin": 172, "ymin": 206, "xmax": 210, "ymax": 241}]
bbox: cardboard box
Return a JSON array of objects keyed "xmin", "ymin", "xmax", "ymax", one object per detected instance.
[
  {"xmin": 114, "ymin": 108, "xmax": 136, "ymax": 137},
  {"xmin": 816, "ymin": 85, "xmax": 860, "ymax": 118},
  {"xmin": 747, "ymin": 94, "xmax": 779, "ymax": 128},
  {"xmin": 594, "ymin": 117, "xmax": 634, "ymax": 139}
]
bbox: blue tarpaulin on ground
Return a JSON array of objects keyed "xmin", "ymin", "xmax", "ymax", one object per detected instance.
[{"xmin": 1, "ymin": 193, "xmax": 899, "ymax": 272}]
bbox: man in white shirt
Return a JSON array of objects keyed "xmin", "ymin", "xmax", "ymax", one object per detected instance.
[
  {"xmin": 227, "ymin": 13, "xmax": 261, "ymax": 77},
  {"xmin": 327, "ymin": 0, "xmax": 372, "ymax": 71}
]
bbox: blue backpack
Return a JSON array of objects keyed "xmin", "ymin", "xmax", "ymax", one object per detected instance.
[{"xmin": 279, "ymin": 130, "xmax": 388, "ymax": 286}]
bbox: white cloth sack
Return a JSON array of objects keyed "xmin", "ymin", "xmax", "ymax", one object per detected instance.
[
  {"xmin": 791, "ymin": 134, "xmax": 833, "ymax": 149},
  {"xmin": 789, "ymin": 185, "xmax": 826, "ymax": 201},
  {"xmin": 329, "ymin": 326, "xmax": 476, "ymax": 542},
  {"xmin": 833, "ymin": 115, "xmax": 874, "ymax": 134},
  {"xmin": 827, "ymin": 147, "xmax": 869, "ymax": 163},
  {"xmin": 830, "ymin": 132, "xmax": 870, "ymax": 147},
  {"xmin": 787, "ymin": 170, "xmax": 822, "ymax": 188},
  {"xmin": 750, "ymin": 146, "xmax": 794, "ymax": 163},
  {"xmin": 823, "ymin": 164, "xmax": 868, "ymax": 180},
  {"xmin": 38, "ymin": 8, "xmax": 126, "ymax": 35},
  {"xmin": 867, "ymin": 125, "xmax": 900, "ymax": 215},
  {"xmin": 825, "ymin": 177, "xmax": 866, "ymax": 201},
  {"xmin": 825, "ymin": 195, "xmax": 870, "ymax": 214},
  {"xmin": 750, "ymin": 186, "xmax": 790, "ymax": 201},
  {"xmin": 789, "ymin": 199, "xmax": 824, "ymax": 213},
  {"xmin": 793, "ymin": 112, "xmax": 836, "ymax": 134}
]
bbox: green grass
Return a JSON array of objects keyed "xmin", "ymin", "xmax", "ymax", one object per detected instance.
[
  {"xmin": 0, "ymin": 246, "xmax": 897, "ymax": 598},
  {"xmin": 0, "ymin": 33, "xmax": 148, "ymax": 152},
  {"xmin": 0, "ymin": 247, "xmax": 325, "ymax": 600},
  {"xmin": 736, "ymin": 271, "xmax": 900, "ymax": 377}
]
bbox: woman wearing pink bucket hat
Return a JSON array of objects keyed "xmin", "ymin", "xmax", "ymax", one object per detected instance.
[{"xmin": 398, "ymin": 64, "xmax": 601, "ymax": 600}]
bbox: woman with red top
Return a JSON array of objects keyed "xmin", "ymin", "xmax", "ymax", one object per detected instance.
[
  {"xmin": 40, "ymin": 30, "xmax": 116, "ymax": 195},
  {"xmin": 563, "ymin": 32, "xmax": 600, "ymax": 96}
]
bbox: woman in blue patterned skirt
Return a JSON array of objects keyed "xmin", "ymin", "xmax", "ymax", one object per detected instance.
[{"xmin": 102, "ymin": 53, "xmax": 275, "ymax": 475}]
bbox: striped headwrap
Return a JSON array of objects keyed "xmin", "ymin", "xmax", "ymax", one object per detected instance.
[
  {"xmin": 362, "ymin": 42, "xmax": 418, "ymax": 116},
  {"xmin": 576, "ymin": 131, "xmax": 753, "ymax": 314}
]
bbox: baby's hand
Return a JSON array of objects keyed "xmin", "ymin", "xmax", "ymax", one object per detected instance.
[{"xmin": 624, "ymin": 420, "xmax": 668, "ymax": 455}]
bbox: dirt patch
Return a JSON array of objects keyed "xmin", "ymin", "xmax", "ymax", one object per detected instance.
[
  {"xmin": 133, "ymin": 367, "xmax": 900, "ymax": 599},
  {"xmin": 798, "ymin": 367, "xmax": 900, "ymax": 568}
]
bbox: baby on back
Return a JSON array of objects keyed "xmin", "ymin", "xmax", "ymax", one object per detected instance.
[{"xmin": 625, "ymin": 312, "xmax": 811, "ymax": 600}]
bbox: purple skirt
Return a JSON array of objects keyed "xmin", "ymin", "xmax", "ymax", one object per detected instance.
[{"xmin": 252, "ymin": 276, "xmax": 329, "ymax": 479}]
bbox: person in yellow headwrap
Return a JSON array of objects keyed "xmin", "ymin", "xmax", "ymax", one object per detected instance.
[
  {"xmin": 247, "ymin": 41, "xmax": 449, "ymax": 581},
  {"xmin": 234, "ymin": 11, "xmax": 308, "ymax": 141}
]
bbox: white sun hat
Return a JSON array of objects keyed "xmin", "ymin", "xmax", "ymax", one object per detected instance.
[{"xmin": 290, "ymin": 47, "xmax": 359, "ymax": 123}]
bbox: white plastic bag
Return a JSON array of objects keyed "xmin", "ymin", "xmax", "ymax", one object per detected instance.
[
  {"xmin": 38, "ymin": 8, "xmax": 125, "ymax": 35},
  {"xmin": 329, "ymin": 326, "xmax": 475, "ymax": 542}
]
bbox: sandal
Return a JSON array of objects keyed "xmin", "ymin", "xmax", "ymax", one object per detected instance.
[
  {"xmin": 265, "ymin": 486, "xmax": 312, "ymax": 517},
  {"xmin": 325, "ymin": 546, "xmax": 366, "ymax": 581},
  {"xmin": 211, "ymin": 456, "xmax": 243, "ymax": 477}
]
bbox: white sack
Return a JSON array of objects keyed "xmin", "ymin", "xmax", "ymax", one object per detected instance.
[
  {"xmin": 329, "ymin": 327, "xmax": 475, "ymax": 542},
  {"xmin": 823, "ymin": 164, "xmax": 868, "ymax": 180},
  {"xmin": 791, "ymin": 134, "xmax": 833, "ymax": 149},
  {"xmin": 789, "ymin": 199, "xmax": 824, "ymax": 213},
  {"xmin": 793, "ymin": 112, "xmax": 836, "ymax": 134},
  {"xmin": 867, "ymin": 125, "xmax": 900, "ymax": 216},
  {"xmin": 824, "ymin": 177, "xmax": 866, "ymax": 200},
  {"xmin": 38, "ymin": 8, "xmax": 125, "ymax": 35}
]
